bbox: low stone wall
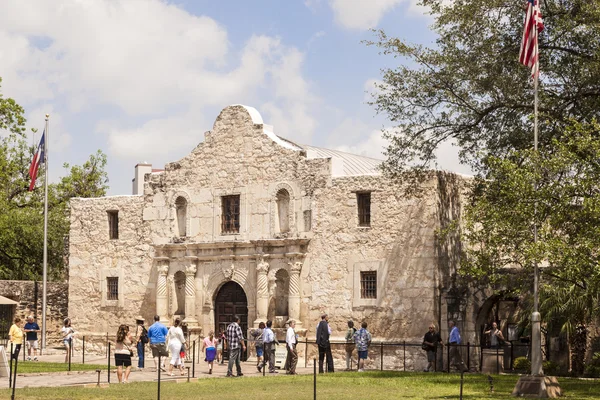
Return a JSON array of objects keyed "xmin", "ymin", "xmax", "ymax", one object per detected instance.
[{"xmin": 0, "ymin": 280, "xmax": 68, "ymax": 346}]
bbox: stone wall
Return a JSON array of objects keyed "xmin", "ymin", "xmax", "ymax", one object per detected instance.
[{"xmin": 0, "ymin": 280, "xmax": 68, "ymax": 345}]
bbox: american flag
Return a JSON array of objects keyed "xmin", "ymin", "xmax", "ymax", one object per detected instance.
[
  {"xmin": 519, "ymin": 0, "xmax": 544, "ymax": 79},
  {"xmin": 28, "ymin": 131, "xmax": 45, "ymax": 191}
]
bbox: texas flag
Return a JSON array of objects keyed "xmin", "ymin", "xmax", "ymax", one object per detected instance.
[{"xmin": 28, "ymin": 131, "xmax": 45, "ymax": 191}]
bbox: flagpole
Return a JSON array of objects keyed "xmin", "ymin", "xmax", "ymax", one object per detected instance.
[{"xmin": 41, "ymin": 114, "xmax": 49, "ymax": 352}]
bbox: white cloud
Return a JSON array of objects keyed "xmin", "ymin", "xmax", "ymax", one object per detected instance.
[
  {"xmin": 326, "ymin": 0, "xmax": 430, "ymax": 30},
  {"xmin": 334, "ymin": 129, "xmax": 387, "ymax": 159},
  {"xmin": 0, "ymin": 1, "xmax": 322, "ymax": 187},
  {"xmin": 363, "ymin": 78, "xmax": 384, "ymax": 102}
]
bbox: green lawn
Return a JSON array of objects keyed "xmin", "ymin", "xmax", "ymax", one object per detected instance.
[
  {"xmin": 2, "ymin": 372, "xmax": 599, "ymax": 400},
  {"xmin": 9, "ymin": 361, "xmax": 113, "ymax": 373}
]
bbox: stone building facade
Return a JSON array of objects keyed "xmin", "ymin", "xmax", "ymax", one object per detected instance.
[{"xmin": 68, "ymin": 105, "xmax": 482, "ymax": 368}]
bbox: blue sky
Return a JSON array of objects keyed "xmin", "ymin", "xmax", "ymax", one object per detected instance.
[{"xmin": 0, "ymin": 0, "xmax": 470, "ymax": 195}]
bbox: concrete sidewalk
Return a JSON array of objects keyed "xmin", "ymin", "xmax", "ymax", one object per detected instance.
[{"xmin": 3, "ymin": 359, "xmax": 315, "ymax": 389}]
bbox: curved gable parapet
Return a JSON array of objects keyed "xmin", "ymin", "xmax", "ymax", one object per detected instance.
[{"xmin": 212, "ymin": 105, "xmax": 302, "ymax": 152}]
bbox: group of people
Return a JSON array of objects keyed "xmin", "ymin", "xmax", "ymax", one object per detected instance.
[
  {"xmin": 422, "ymin": 320, "xmax": 505, "ymax": 373},
  {"xmin": 8, "ymin": 316, "xmax": 41, "ymax": 361}
]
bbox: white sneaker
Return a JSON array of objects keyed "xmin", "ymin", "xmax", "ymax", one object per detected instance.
[
  {"xmin": 33, "ymin": 357, "xmax": 38, "ymax": 361},
  {"xmin": 358, "ymin": 369, "xmax": 365, "ymax": 372},
  {"xmin": 27, "ymin": 357, "xmax": 31, "ymax": 361}
]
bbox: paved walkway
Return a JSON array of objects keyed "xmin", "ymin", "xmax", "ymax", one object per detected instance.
[{"xmin": 3, "ymin": 356, "xmax": 315, "ymax": 389}]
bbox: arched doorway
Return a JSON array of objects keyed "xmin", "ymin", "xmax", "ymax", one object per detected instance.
[{"xmin": 214, "ymin": 281, "xmax": 248, "ymax": 360}]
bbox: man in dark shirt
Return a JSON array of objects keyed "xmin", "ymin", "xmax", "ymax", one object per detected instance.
[
  {"xmin": 422, "ymin": 324, "xmax": 443, "ymax": 372},
  {"xmin": 23, "ymin": 316, "xmax": 40, "ymax": 361},
  {"xmin": 316, "ymin": 313, "xmax": 334, "ymax": 373}
]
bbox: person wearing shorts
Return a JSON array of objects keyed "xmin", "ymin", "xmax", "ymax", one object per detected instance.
[
  {"xmin": 354, "ymin": 321, "xmax": 372, "ymax": 372},
  {"xmin": 115, "ymin": 324, "xmax": 134, "ymax": 383},
  {"xmin": 250, "ymin": 322, "xmax": 265, "ymax": 372},
  {"xmin": 148, "ymin": 315, "xmax": 168, "ymax": 372},
  {"xmin": 24, "ymin": 316, "xmax": 40, "ymax": 361}
]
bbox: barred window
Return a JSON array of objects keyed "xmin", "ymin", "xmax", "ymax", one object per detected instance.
[
  {"xmin": 357, "ymin": 192, "xmax": 371, "ymax": 227},
  {"xmin": 108, "ymin": 211, "xmax": 119, "ymax": 239},
  {"xmin": 107, "ymin": 277, "xmax": 119, "ymax": 300},
  {"xmin": 360, "ymin": 271, "xmax": 377, "ymax": 299},
  {"xmin": 221, "ymin": 195, "xmax": 240, "ymax": 234}
]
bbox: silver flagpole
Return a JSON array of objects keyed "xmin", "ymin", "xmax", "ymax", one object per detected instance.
[
  {"xmin": 42, "ymin": 114, "xmax": 49, "ymax": 351},
  {"xmin": 530, "ymin": 24, "xmax": 543, "ymax": 376}
]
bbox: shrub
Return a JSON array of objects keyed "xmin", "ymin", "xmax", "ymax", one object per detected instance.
[
  {"xmin": 584, "ymin": 352, "xmax": 600, "ymax": 377},
  {"xmin": 543, "ymin": 360, "xmax": 560, "ymax": 376},
  {"xmin": 514, "ymin": 357, "xmax": 531, "ymax": 372}
]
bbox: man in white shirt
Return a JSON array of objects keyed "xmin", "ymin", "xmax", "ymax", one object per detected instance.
[{"xmin": 285, "ymin": 320, "xmax": 298, "ymax": 375}]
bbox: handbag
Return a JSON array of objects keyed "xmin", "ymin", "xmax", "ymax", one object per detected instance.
[{"xmin": 421, "ymin": 342, "xmax": 429, "ymax": 350}]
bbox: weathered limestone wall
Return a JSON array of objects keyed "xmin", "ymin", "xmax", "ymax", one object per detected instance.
[
  {"xmin": 0, "ymin": 280, "xmax": 68, "ymax": 344},
  {"xmin": 68, "ymin": 195, "xmax": 154, "ymax": 337}
]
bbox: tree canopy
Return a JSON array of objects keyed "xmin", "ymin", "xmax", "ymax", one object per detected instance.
[
  {"xmin": 0, "ymin": 78, "xmax": 109, "ymax": 280},
  {"xmin": 367, "ymin": 0, "xmax": 600, "ymax": 179}
]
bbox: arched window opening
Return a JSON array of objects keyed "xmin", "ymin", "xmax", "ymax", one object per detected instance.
[
  {"xmin": 175, "ymin": 196, "xmax": 187, "ymax": 237},
  {"xmin": 276, "ymin": 189, "xmax": 290, "ymax": 233}
]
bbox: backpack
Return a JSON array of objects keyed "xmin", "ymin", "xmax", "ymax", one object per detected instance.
[{"xmin": 140, "ymin": 326, "xmax": 149, "ymax": 344}]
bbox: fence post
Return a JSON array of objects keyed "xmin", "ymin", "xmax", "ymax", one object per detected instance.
[
  {"xmin": 83, "ymin": 336, "xmax": 86, "ymax": 364},
  {"xmin": 467, "ymin": 342, "xmax": 470, "ymax": 371},
  {"xmin": 106, "ymin": 332, "xmax": 109, "ymax": 358},
  {"xmin": 68, "ymin": 337, "xmax": 72, "ymax": 371},
  {"xmin": 11, "ymin": 351, "xmax": 18, "ymax": 400},
  {"xmin": 192, "ymin": 340, "xmax": 195, "ymax": 378},
  {"xmin": 380, "ymin": 342, "xmax": 384, "ymax": 371},
  {"xmin": 107, "ymin": 342, "xmax": 111, "ymax": 384},
  {"xmin": 158, "ymin": 353, "xmax": 161, "ymax": 400},
  {"xmin": 313, "ymin": 358, "xmax": 317, "ymax": 400},
  {"xmin": 9, "ymin": 343, "xmax": 13, "ymax": 389},
  {"xmin": 447, "ymin": 341, "xmax": 451, "ymax": 373},
  {"xmin": 23, "ymin": 341, "xmax": 26, "ymax": 362},
  {"xmin": 403, "ymin": 341, "xmax": 406, "ymax": 371}
]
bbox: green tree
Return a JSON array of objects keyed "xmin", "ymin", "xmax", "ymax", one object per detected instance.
[
  {"xmin": 0, "ymin": 78, "xmax": 109, "ymax": 280},
  {"xmin": 460, "ymin": 120, "xmax": 600, "ymax": 374},
  {"xmin": 366, "ymin": 0, "xmax": 600, "ymax": 180}
]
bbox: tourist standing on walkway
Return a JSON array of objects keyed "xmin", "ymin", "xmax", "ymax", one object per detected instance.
[
  {"xmin": 167, "ymin": 317, "xmax": 186, "ymax": 376},
  {"xmin": 354, "ymin": 321, "xmax": 372, "ymax": 372},
  {"xmin": 216, "ymin": 328, "xmax": 225, "ymax": 364},
  {"xmin": 344, "ymin": 320, "xmax": 356, "ymax": 370},
  {"xmin": 448, "ymin": 320, "xmax": 467, "ymax": 372},
  {"xmin": 23, "ymin": 315, "xmax": 40, "ymax": 361},
  {"xmin": 484, "ymin": 322, "xmax": 505, "ymax": 349},
  {"xmin": 134, "ymin": 317, "xmax": 146, "ymax": 370},
  {"xmin": 148, "ymin": 315, "xmax": 168, "ymax": 372},
  {"xmin": 285, "ymin": 320, "xmax": 298, "ymax": 375},
  {"xmin": 263, "ymin": 319, "xmax": 279, "ymax": 374},
  {"xmin": 316, "ymin": 313, "xmax": 334, "ymax": 373},
  {"xmin": 61, "ymin": 318, "xmax": 75, "ymax": 363},
  {"xmin": 202, "ymin": 330, "xmax": 218, "ymax": 374},
  {"xmin": 115, "ymin": 324, "xmax": 134, "ymax": 383},
  {"xmin": 422, "ymin": 323, "xmax": 443, "ymax": 372},
  {"xmin": 250, "ymin": 322, "xmax": 265, "ymax": 372},
  {"xmin": 226, "ymin": 315, "xmax": 246, "ymax": 377},
  {"xmin": 8, "ymin": 317, "xmax": 24, "ymax": 360}
]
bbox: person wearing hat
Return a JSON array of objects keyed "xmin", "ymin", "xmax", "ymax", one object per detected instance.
[{"xmin": 134, "ymin": 316, "xmax": 147, "ymax": 370}]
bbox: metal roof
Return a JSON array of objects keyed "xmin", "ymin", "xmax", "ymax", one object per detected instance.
[{"xmin": 301, "ymin": 145, "xmax": 382, "ymax": 176}]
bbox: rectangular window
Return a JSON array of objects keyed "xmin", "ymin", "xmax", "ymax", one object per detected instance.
[
  {"xmin": 360, "ymin": 271, "xmax": 377, "ymax": 299},
  {"xmin": 357, "ymin": 192, "xmax": 371, "ymax": 227},
  {"xmin": 221, "ymin": 195, "xmax": 240, "ymax": 234},
  {"xmin": 107, "ymin": 277, "xmax": 119, "ymax": 300},
  {"xmin": 108, "ymin": 211, "xmax": 119, "ymax": 239}
]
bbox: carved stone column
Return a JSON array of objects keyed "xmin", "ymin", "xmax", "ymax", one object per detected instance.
[
  {"xmin": 184, "ymin": 257, "xmax": 198, "ymax": 327},
  {"xmin": 254, "ymin": 258, "xmax": 269, "ymax": 327},
  {"xmin": 155, "ymin": 257, "xmax": 170, "ymax": 324},
  {"xmin": 288, "ymin": 261, "xmax": 302, "ymax": 328}
]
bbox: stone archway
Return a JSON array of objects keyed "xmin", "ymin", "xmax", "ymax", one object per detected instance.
[{"xmin": 214, "ymin": 281, "xmax": 248, "ymax": 361}]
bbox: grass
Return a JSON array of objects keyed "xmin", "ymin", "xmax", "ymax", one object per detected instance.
[
  {"xmin": 1, "ymin": 371, "xmax": 599, "ymax": 399},
  {"xmin": 9, "ymin": 361, "xmax": 113, "ymax": 373}
]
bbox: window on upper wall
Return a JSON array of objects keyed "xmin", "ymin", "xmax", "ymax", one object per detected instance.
[
  {"xmin": 357, "ymin": 192, "xmax": 371, "ymax": 227},
  {"xmin": 108, "ymin": 211, "xmax": 119, "ymax": 239},
  {"xmin": 221, "ymin": 195, "xmax": 240, "ymax": 234},
  {"xmin": 276, "ymin": 189, "xmax": 290, "ymax": 233},
  {"xmin": 107, "ymin": 277, "xmax": 119, "ymax": 300},
  {"xmin": 175, "ymin": 196, "xmax": 187, "ymax": 237},
  {"xmin": 360, "ymin": 271, "xmax": 377, "ymax": 299}
]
